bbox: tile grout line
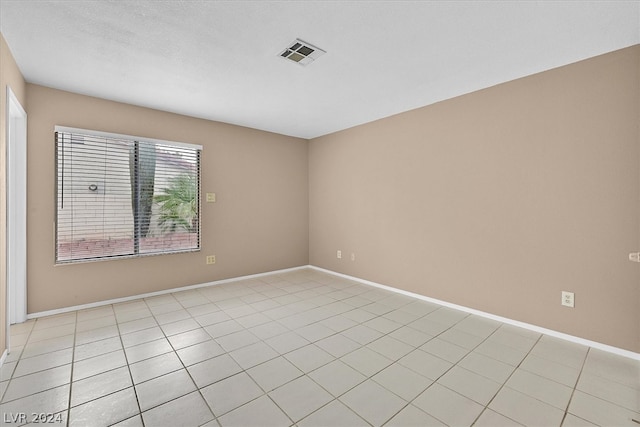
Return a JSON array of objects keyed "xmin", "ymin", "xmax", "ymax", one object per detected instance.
[{"xmin": 113, "ymin": 302, "xmax": 146, "ymax": 427}]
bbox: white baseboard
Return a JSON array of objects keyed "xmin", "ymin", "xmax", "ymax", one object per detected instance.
[
  {"xmin": 27, "ymin": 265, "xmax": 310, "ymax": 320},
  {"xmin": 309, "ymin": 265, "xmax": 640, "ymax": 361},
  {"xmin": 24, "ymin": 263, "xmax": 640, "ymax": 360}
]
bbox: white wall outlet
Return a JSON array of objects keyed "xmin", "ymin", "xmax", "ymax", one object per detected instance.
[
  {"xmin": 337, "ymin": 250, "xmax": 342, "ymax": 259},
  {"xmin": 206, "ymin": 255, "xmax": 216, "ymax": 265},
  {"xmin": 561, "ymin": 291, "xmax": 574, "ymax": 308},
  {"xmin": 206, "ymin": 193, "xmax": 216, "ymax": 203},
  {"xmin": 629, "ymin": 252, "xmax": 640, "ymax": 262},
  {"xmin": 351, "ymin": 253, "xmax": 355, "ymax": 261}
]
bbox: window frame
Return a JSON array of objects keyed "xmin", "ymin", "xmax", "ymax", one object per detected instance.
[{"xmin": 54, "ymin": 125, "xmax": 203, "ymax": 264}]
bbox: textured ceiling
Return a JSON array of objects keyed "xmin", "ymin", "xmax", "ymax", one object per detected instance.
[{"xmin": 1, "ymin": 1, "xmax": 639, "ymax": 139}]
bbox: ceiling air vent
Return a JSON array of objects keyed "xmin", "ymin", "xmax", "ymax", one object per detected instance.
[{"xmin": 279, "ymin": 39, "xmax": 326, "ymax": 66}]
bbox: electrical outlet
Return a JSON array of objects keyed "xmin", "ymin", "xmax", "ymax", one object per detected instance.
[
  {"xmin": 351, "ymin": 253, "xmax": 355, "ymax": 261},
  {"xmin": 561, "ymin": 291, "xmax": 574, "ymax": 308},
  {"xmin": 629, "ymin": 252, "xmax": 640, "ymax": 262},
  {"xmin": 206, "ymin": 255, "xmax": 216, "ymax": 265},
  {"xmin": 337, "ymin": 250, "xmax": 342, "ymax": 259},
  {"xmin": 206, "ymin": 193, "xmax": 216, "ymax": 203}
]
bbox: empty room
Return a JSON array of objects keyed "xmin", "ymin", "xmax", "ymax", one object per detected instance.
[{"xmin": 0, "ymin": 1, "xmax": 639, "ymax": 426}]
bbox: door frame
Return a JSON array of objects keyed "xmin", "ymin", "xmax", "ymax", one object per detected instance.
[{"xmin": 6, "ymin": 86, "xmax": 27, "ymax": 353}]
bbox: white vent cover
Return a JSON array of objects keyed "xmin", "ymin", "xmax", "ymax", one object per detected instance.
[{"xmin": 279, "ymin": 39, "xmax": 326, "ymax": 66}]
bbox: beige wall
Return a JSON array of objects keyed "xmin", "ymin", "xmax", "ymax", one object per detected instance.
[
  {"xmin": 309, "ymin": 46, "xmax": 640, "ymax": 352},
  {"xmin": 26, "ymin": 84, "xmax": 308, "ymax": 313},
  {"xmin": 0, "ymin": 33, "xmax": 27, "ymax": 357}
]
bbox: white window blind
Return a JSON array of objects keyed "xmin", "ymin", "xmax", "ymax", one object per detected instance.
[{"xmin": 55, "ymin": 127, "xmax": 201, "ymax": 263}]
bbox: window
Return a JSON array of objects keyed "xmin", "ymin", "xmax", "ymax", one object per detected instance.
[{"xmin": 55, "ymin": 126, "xmax": 201, "ymax": 263}]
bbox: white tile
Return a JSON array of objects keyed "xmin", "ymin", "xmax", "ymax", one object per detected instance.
[
  {"xmin": 230, "ymin": 341, "xmax": 279, "ymax": 369},
  {"xmin": 296, "ymin": 323, "xmax": 335, "ymax": 342},
  {"xmin": 75, "ymin": 315, "xmax": 117, "ymax": 333},
  {"xmin": 72, "ymin": 349, "xmax": 127, "ymax": 381},
  {"xmin": 561, "ymin": 413, "xmax": 599, "ymax": 426},
  {"xmin": 475, "ymin": 339, "xmax": 529, "ymax": 366},
  {"xmin": 424, "ymin": 307, "xmax": 468, "ymax": 326},
  {"xmin": 269, "ymin": 375, "xmax": 333, "ymax": 422},
  {"xmin": 420, "ymin": 338, "xmax": 469, "ymax": 363},
  {"xmin": 372, "ymin": 363, "xmax": 433, "ymax": 401},
  {"xmin": 489, "ymin": 386, "xmax": 565, "ymax": 426},
  {"xmin": 235, "ymin": 312, "xmax": 271, "ymax": 328},
  {"xmin": 135, "ymin": 369, "xmax": 196, "ymax": 411},
  {"xmin": 385, "ymin": 404, "xmax": 446, "ymax": 427},
  {"xmin": 142, "ymin": 391, "xmax": 214, "ymax": 427},
  {"xmin": 69, "ymin": 387, "xmax": 138, "ymax": 426},
  {"xmin": 71, "ymin": 366, "xmax": 132, "ymax": 407},
  {"xmin": 341, "ymin": 324, "xmax": 383, "ymax": 345},
  {"xmin": 339, "ymin": 379, "xmax": 406, "ymax": 426},
  {"xmin": 413, "ymin": 383, "xmax": 484, "ymax": 426},
  {"xmin": 176, "ymin": 339, "xmax": 225, "ymax": 366},
  {"xmin": 506, "ymin": 369, "xmax": 573, "ymax": 409},
  {"xmin": 367, "ymin": 335, "xmax": 414, "ymax": 361},
  {"xmin": 201, "ymin": 372, "xmax": 264, "ymax": 416},
  {"xmin": 33, "ymin": 313, "xmax": 76, "ymax": 330},
  {"xmin": 453, "ymin": 315, "xmax": 501, "ymax": 339},
  {"xmin": 217, "ymin": 395, "xmax": 291, "ymax": 426},
  {"xmin": 531, "ymin": 335, "xmax": 588, "ymax": 369},
  {"xmin": 187, "ymin": 354, "xmax": 242, "ymax": 388},
  {"xmin": 113, "ymin": 415, "xmax": 144, "ymax": 427},
  {"xmin": 205, "ymin": 319, "xmax": 244, "ymax": 338},
  {"xmin": 248, "ymin": 321, "xmax": 289, "ymax": 340},
  {"xmin": 0, "ymin": 380, "xmax": 8, "ymax": 401},
  {"xmin": 474, "ymin": 409, "xmax": 524, "ymax": 426},
  {"xmin": 21, "ymin": 334, "xmax": 74, "ymax": 358},
  {"xmin": 582, "ymin": 349, "xmax": 640, "ymax": 389},
  {"xmin": 167, "ymin": 327, "xmax": 211, "ymax": 350},
  {"xmin": 159, "ymin": 318, "xmax": 200, "ymax": 336},
  {"xmin": 458, "ymin": 351, "xmax": 515, "ymax": 383},
  {"xmin": 577, "ymin": 371, "xmax": 639, "ymax": 411},
  {"xmin": 437, "ymin": 366, "xmax": 501, "ymax": 406},
  {"xmin": 76, "ymin": 325, "xmax": 119, "ymax": 346},
  {"xmin": 2, "ymin": 364, "xmax": 71, "ymax": 403},
  {"xmin": 124, "ymin": 338, "xmax": 173, "ymax": 364},
  {"xmin": 320, "ymin": 315, "xmax": 358, "ymax": 332},
  {"xmin": 284, "ymin": 344, "xmax": 335, "ymax": 373},
  {"xmin": 364, "ymin": 316, "xmax": 402, "ymax": 334},
  {"xmin": 436, "ymin": 328, "xmax": 484, "ymax": 349},
  {"xmin": 153, "ymin": 309, "xmax": 191, "ymax": 325},
  {"xmin": 568, "ymin": 390, "xmax": 640, "ymax": 427},
  {"xmin": 195, "ymin": 310, "xmax": 232, "ymax": 327},
  {"xmin": 28, "ymin": 323, "xmax": 76, "ymax": 343},
  {"xmin": 119, "ymin": 316, "xmax": 158, "ymax": 335},
  {"xmin": 308, "ymin": 360, "xmax": 366, "ymax": 397},
  {"xmin": 0, "ymin": 361, "xmax": 16, "ymax": 382},
  {"xmin": 488, "ymin": 327, "xmax": 539, "ymax": 351},
  {"xmin": 340, "ymin": 346, "xmax": 393, "ymax": 377},
  {"xmin": 74, "ymin": 336, "xmax": 122, "ymax": 361},
  {"xmin": 389, "ymin": 326, "xmax": 433, "ymax": 347},
  {"xmin": 298, "ymin": 399, "xmax": 368, "ymax": 427},
  {"xmin": 148, "ymin": 301, "xmax": 184, "ymax": 315},
  {"xmin": 519, "ymin": 353, "xmax": 581, "ymax": 387},
  {"xmin": 186, "ymin": 303, "xmax": 219, "ymax": 317},
  {"xmin": 0, "ymin": 385, "xmax": 70, "ymax": 420},
  {"xmin": 265, "ymin": 331, "xmax": 310, "ymax": 354},
  {"xmin": 129, "ymin": 351, "xmax": 183, "ymax": 384},
  {"xmin": 247, "ymin": 356, "xmax": 302, "ymax": 392},
  {"xmin": 76, "ymin": 306, "xmax": 115, "ymax": 322},
  {"xmin": 14, "ymin": 348, "xmax": 73, "ymax": 377},
  {"xmin": 216, "ymin": 330, "xmax": 261, "ymax": 352},
  {"xmin": 116, "ymin": 307, "xmax": 153, "ymax": 323},
  {"xmin": 398, "ymin": 349, "xmax": 452, "ymax": 380},
  {"xmin": 316, "ymin": 334, "xmax": 360, "ymax": 358},
  {"xmin": 121, "ymin": 326, "xmax": 165, "ymax": 348}
]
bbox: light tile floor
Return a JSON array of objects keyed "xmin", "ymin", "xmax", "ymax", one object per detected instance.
[{"xmin": 1, "ymin": 269, "xmax": 639, "ymax": 426}]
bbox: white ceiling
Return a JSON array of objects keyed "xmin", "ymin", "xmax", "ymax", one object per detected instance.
[{"xmin": 1, "ymin": 1, "xmax": 639, "ymax": 139}]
